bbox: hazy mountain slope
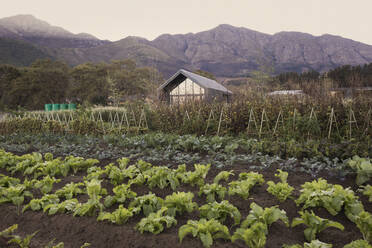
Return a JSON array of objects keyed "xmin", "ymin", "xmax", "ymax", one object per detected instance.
[
  {"xmin": 0, "ymin": 15, "xmax": 108, "ymax": 48},
  {"xmin": 1, "ymin": 14, "xmax": 372, "ymax": 77},
  {"xmin": 0, "ymin": 37, "xmax": 50, "ymax": 66}
]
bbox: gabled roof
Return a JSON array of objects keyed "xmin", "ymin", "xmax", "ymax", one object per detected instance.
[{"xmin": 159, "ymin": 69, "xmax": 232, "ymax": 94}]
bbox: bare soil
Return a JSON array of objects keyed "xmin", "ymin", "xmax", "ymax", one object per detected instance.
[{"xmin": 0, "ymin": 158, "xmax": 371, "ymax": 248}]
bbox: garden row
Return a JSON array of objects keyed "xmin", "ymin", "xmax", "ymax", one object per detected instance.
[{"xmin": 0, "ymin": 150, "xmax": 371, "ymax": 247}]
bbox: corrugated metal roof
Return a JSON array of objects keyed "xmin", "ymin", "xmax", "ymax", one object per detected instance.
[{"xmin": 159, "ymin": 69, "xmax": 232, "ymax": 94}]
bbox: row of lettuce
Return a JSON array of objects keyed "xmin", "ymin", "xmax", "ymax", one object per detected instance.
[{"xmin": 0, "ymin": 150, "xmax": 371, "ymax": 247}]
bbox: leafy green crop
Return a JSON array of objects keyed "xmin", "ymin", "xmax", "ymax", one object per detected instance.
[
  {"xmin": 359, "ymin": 185, "xmax": 372, "ymax": 202},
  {"xmin": 199, "ymin": 183, "xmax": 227, "ymax": 203},
  {"xmin": 231, "ymin": 222, "xmax": 267, "ymax": 248},
  {"xmin": 354, "ymin": 211, "xmax": 372, "ymax": 242},
  {"xmin": 213, "ymin": 170, "xmax": 234, "ymax": 184},
  {"xmin": 104, "ymin": 184, "xmax": 137, "ymax": 207},
  {"xmin": 0, "ymin": 184, "xmax": 33, "ymax": 211},
  {"xmin": 267, "ymin": 169, "xmax": 294, "ymax": 202},
  {"xmin": 199, "ymin": 200, "xmax": 241, "ymax": 225},
  {"xmin": 347, "ymin": 156, "xmax": 372, "ymax": 185},
  {"xmin": 179, "ymin": 164, "xmax": 211, "ymax": 187},
  {"xmin": 228, "ymin": 172, "xmax": 264, "ymax": 200},
  {"xmin": 55, "ymin": 182, "xmax": 85, "ymax": 200},
  {"xmin": 129, "ymin": 192, "xmax": 163, "ymax": 216},
  {"xmin": 44, "ymin": 199, "xmax": 79, "ymax": 215},
  {"xmin": 0, "ymin": 174, "xmax": 20, "ymax": 187},
  {"xmin": 179, "ymin": 218, "xmax": 230, "ymax": 248},
  {"xmin": 73, "ymin": 179, "xmax": 106, "ymax": 217},
  {"xmin": 283, "ymin": 240, "xmax": 333, "ymax": 248},
  {"xmin": 296, "ymin": 178, "xmax": 359, "ymax": 216},
  {"xmin": 241, "ymin": 202, "xmax": 288, "ymax": 234},
  {"xmin": 8, "ymin": 231, "xmax": 38, "ymax": 248},
  {"xmin": 136, "ymin": 207, "xmax": 177, "ymax": 234},
  {"xmin": 97, "ymin": 205, "xmax": 134, "ymax": 224},
  {"xmin": 22, "ymin": 194, "xmax": 59, "ymax": 212},
  {"xmin": 343, "ymin": 239, "xmax": 372, "ymax": 248},
  {"xmin": 33, "ymin": 175, "xmax": 61, "ymax": 194},
  {"xmin": 292, "ymin": 210, "xmax": 344, "ymax": 242},
  {"xmin": 163, "ymin": 191, "xmax": 197, "ymax": 217},
  {"xmin": 145, "ymin": 166, "xmax": 180, "ymax": 190}
]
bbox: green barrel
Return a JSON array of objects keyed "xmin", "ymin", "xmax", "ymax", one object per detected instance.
[
  {"xmin": 45, "ymin": 104, "xmax": 53, "ymax": 112},
  {"xmin": 60, "ymin": 103, "xmax": 69, "ymax": 110},
  {"xmin": 68, "ymin": 103, "xmax": 77, "ymax": 110},
  {"xmin": 52, "ymin": 104, "xmax": 60, "ymax": 111}
]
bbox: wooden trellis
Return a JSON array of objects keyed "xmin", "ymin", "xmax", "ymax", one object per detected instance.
[
  {"xmin": 259, "ymin": 109, "xmax": 270, "ymax": 138},
  {"xmin": 273, "ymin": 109, "xmax": 284, "ymax": 135},
  {"xmin": 247, "ymin": 108, "xmax": 257, "ymax": 134},
  {"xmin": 327, "ymin": 108, "xmax": 339, "ymax": 139}
]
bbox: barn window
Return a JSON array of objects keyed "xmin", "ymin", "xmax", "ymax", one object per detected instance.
[{"xmin": 170, "ymin": 78, "xmax": 205, "ymax": 104}]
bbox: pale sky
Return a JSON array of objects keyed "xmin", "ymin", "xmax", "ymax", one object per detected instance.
[{"xmin": 1, "ymin": 0, "xmax": 372, "ymax": 45}]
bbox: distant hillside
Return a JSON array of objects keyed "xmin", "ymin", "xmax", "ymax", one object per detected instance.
[
  {"xmin": 0, "ymin": 37, "xmax": 50, "ymax": 66},
  {"xmin": 1, "ymin": 15, "xmax": 372, "ymax": 77}
]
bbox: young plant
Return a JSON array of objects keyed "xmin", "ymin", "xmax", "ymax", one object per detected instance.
[
  {"xmin": 163, "ymin": 191, "xmax": 197, "ymax": 217},
  {"xmin": 22, "ymin": 194, "xmax": 60, "ymax": 212},
  {"xmin": 199, "ymin": 200, "xmax": 241, "ymax": 225},
  {"xmin": 55, "ymin": 182, "xmax": 85, "ymax": 200},
  {"xmin": 213, "ymin": 170, "xmax": 234, "ymax": 184},
  {"xmin": 145, "ymin": 166, "xmax": 180, "ymax": 190},
  {"xmin": 8, "ymin": 231, "xmax": 38, "ymax": 248},
  {"xmin": 0, "ymin": 224, "xmax": 17, "ymax": 238},
  {"xmin": 179, "ymin": 218, "xmax": 230, "ymax": 248},
  {"xmin": 0, "ymin": 184, "xmax": 33, "ymax": 212},
  {"xmin": 347, "ymin": 156, "xmax": 372, "ymax": 185},
  {"xmin": 283, "ymin": 240, "xmax": 333, "ymax": 248},
  {"xmin": 231, "ymin": 222, "xmax": 267, "ymax": 248},
  {"xmin": 0, "ymin": 174, "xmax": 20, "ymax": 187},
  {"xmin": 97, "ymin": 205, "xmax": 134, "ymax": 225},
  {"xmin": 73, "ymin": 179, "xmax": 106, "ymax": 217},
  {"xmin": 266, "ymin": 169, "xmax": 294, "ymax": 202},
  {"xmin": 104, "ymin": 184, "xmax": 137, "ymax": 207},
  {"xmin": 136, "ymin": 207, "xmax": 177, "ymax": 234},
  {"xmin": 353, "ymin": 211, "xmax": 372, "ymax": 242},
  {"xmin": 179, "ymin": 164, "xmax": 211, "ymax": 187},
  {"xmin": 33, "ymin": 175, "xmax": 61, "ymax": 194},
  {"xmin": 343, "ymin": 239, "xmax": 372, "ymax": 248},
  {"xmin": 199, "ymin": 183, "xmax": 227, "ymax": 203},
  {"xmin": 241, "ymin": 202, "xmax": 289, "ymax": 234},
  {"xmin": 228, "ymin": 173, "xmax": 264, "ymax": 200},
  {"xmin": 129, "ymin": 192, "xmax": 163, "ymax": 216},
  {"xmin": 359, "ymin": 185, "xmax": 372, "ymax": 202},
  {"xmin": 295, "ymin": 178, "xmax": 358, "ymax": 216},
  {"xmin": 44, "ymin": 199, "xmax": 79, "ymax": 215},
  {"xmin": 291, "ymin": 210, "xmax": 344, "ymax": 242}
]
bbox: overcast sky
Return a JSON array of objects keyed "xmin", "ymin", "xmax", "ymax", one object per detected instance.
[{"xmin": 1, "ymin": 0, "xmax": 372, "ymax": 45}]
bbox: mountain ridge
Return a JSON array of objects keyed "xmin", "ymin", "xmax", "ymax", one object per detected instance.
[{"xmin": 1, "ymin": 14, "xmax": 372, "ymax": 77}]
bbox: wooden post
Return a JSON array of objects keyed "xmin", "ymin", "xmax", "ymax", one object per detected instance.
[
  {"xmin": 247, "ymin": 108, "xmax": 257, "ymax": 134},
  {"xmin": 273, "ymin": 110, "xmax": 284, "ymax": 135},
  {"xmin": 217, "ymin": 106, "xmax": 224, "ymax": 136},
  {"xmin": 259, "ymin": 108, "xmax": 270, "ymax": 138},
  {"xmin": 205, "ymin": 109, "xmax": 214, "ymax": 135},
  {"xmin": 348, "ymin": 107, "xmax": 358, "ymax": 140},
  {"xmin": 327, "ymin": 108, "xmax": 339, "ymax": 139},
  {"xmin": 363, "ymin": 108, "xmax": 371, "ymax": 135}
]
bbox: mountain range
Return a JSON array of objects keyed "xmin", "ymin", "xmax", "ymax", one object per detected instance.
[{"xmin": 1, "ymin": 14, "xmax": 372, "ymax": 77}]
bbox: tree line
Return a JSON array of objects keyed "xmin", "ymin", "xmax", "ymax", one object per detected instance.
[{"xmin": 0, "ymin": 59, "xmax": 162, "ymax": 110}]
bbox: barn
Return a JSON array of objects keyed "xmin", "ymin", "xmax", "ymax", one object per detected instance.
[{"xmin": 158, "ymin": 69, "xmax": 232, "ymax": 104}]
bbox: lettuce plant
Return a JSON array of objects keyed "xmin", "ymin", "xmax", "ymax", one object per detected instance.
[
  {"xmin": 129, "ymin": 192, "xmax": 163, "ymax": 216},
  {"xmin": 179, "ymin": 164, "xmax": 211, "ymax": 187},
  {"xmin": 145, "ymin": 166, "xmax": 180, "ymax": 190},
  {"xmin": 213, "ymin": 170, "xmax": 234, "ymax": 184},
  {"xmin": 163, "ymin": 191, "xmax": 197, "ymax": 217},
  {"xmin": 73, "ymin": 179, "xmax": 106, "ymax": 217},
  {"xmin": 291, "ymin": 210, "xmax": 344, "ymax": 242},
  {"xmin": 231, "ymin": 222, "xmax": 267, "ymax": 248},
  {"xmin": 22, "ymin": 194, "xmax": 60, "ymax": 212},
  {"xmin": 359, "ymin": 185, "xmax": 372, "ymax": 202},
  {"xmin": 179, "ymin": 218, "xmax": 230, "ymax": 248},
  {"xmin": 97, "ymin": 205, "xmax": 134, "ymax": 225},
  {"xmin": 199, "ymin": 200, "xmax": 241, "ymax": 225},
  {"xmin": 354, "ymin": 211, "xmax": 372, "ymax": 242},
  {"xmin": 266, "ymin": 169, "xmax": 294, "ymax": 202},
  {"xmin": 44, "ymin": 199, "xmax": 79, "ymax": 215},
  {"xmin": 343, "ymin": 239, "xmax": 372, "ymax": 248},
  {"xmin": 136, "ymin": 207, "xmax": 177, "ymax": 234},
  {"xmin": 33, "ymin": 175, "xmax": 61, "ymax": 194},
  {"xmin": 199, "ymin": 183, "xmax": 227, "ymax": 203},
  {"xmin": 55, "ymin": 182, "xmax": 85, "ymax": 200},
  {"xmin": 283, "ymin": 240, "xmax": 333, "ymax": 248},
  {"xmin": 228, "ymin": 173, "xmax": 264, "ymax": 200},
  {"xmin": 347, "ymin": 156, "xmax": 372, "ymax": 185},
  {"xmin": 104, "ymin": 184, "xmax": 137, "ymax": 207}
]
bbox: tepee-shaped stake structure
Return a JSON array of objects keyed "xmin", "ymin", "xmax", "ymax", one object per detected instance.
[
  {"xmin": 259, "ymin": 109, "xmax": 270, "ymax": 138},
  {"xmin": 327, "ymin": 107, "xmax": 339, "ymax": 139},
  {"xmin": 273, "ymin": 109, "xmax": 284, "ymax": 135},
  {"xmin": 247, "ymin": 108, "xmax": 257, "ymax": 135},
  {"xmin": 348, "ymin": 108, "xmax": 358, "ymax": 139}
]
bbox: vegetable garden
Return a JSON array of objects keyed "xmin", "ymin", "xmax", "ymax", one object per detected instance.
[
  {"xmin": 0, "ymin": 97, "xmax": 371, "ymax": 247},
  {"xmin": 0, "ymin": 149, "xmax": 371, "ymax": 248}
]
